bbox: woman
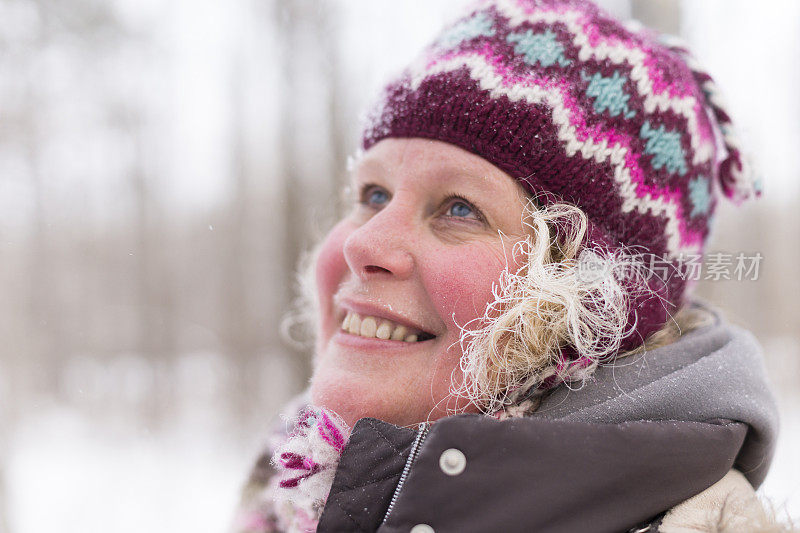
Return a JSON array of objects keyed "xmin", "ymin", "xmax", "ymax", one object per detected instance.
[{"xmin": 233, "ymin": 1, "xmax": 786, "ymax": 531}]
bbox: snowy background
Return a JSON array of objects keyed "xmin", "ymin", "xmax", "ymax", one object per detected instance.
[{"xmin": 1, "ymin": 0, "xmax": 798, "ymax": 531}]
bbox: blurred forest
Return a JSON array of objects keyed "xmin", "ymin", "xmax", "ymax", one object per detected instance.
[{"xmin": 0, "ymin": 0, "xmax": 798, "ymax": 531}]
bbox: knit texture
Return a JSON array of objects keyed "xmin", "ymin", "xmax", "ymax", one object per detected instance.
[
  {"xmin": 231, "ymin": 403, "xmax": 350, "ymax": 533},
  {"xmin": 361, "ymin": 0, "xmax": 761, "ymax": 352}
]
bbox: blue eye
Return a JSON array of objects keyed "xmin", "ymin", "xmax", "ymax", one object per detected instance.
[
  {"xmin": 448, "ymin": 201, "xmax": 474, "ymax": 218},
  {"xmin": 364, "ymin": 186, "xmax": 389, "ymax": 207}
]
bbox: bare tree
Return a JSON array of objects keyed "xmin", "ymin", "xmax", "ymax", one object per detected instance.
[
  {"xmin": 223, "ymin": 43, "xmax": 263, "ymax": 425},
  {"xmin": 274, "ymin": 0, "xmax": 324, "ymax": 389}
]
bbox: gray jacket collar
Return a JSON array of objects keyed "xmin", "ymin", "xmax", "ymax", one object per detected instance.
[{"xmin": 533, "ymin": 297, "xmax": 779, "ymax": 488}]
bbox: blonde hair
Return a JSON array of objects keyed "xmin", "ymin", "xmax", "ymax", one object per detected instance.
[
  {"xmin": 450, "ymin": 198, "xmax": 714, "ymax": 415},
  {"xmin": 283, "ymin": 197, "xmax": 714, "ymax": 415}
]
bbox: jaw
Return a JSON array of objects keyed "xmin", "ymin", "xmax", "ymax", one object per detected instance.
[{"xmin": 311, "ymin": 299, "xmax": 468, "ymax": 426}]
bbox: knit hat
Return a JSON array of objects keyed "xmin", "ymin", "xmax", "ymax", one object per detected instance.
[{"xmin": 361, "ymin": 0, "xmax": 761, "ymax": 352}]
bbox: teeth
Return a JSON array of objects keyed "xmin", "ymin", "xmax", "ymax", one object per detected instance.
[
  {"xmin": 340, "ymin": 311, "xmax": 430, "ymax": 343},
  {"xmin": 376, "ymin": 321, "xmax": 392, "ymax": 340},
  {"xmin": 360, "ymin": 317, "xmax": 377, "ymax": 337},
  {"xmin": 348, "ymin": 313, "xmax": 361, "ymax": 335},
  {"xmin": 390, "ymin": 325, "xmax": 408, "ymax": 341}
]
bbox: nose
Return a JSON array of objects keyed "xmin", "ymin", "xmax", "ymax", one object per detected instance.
[{"xmin": 342, "ymin": 203, "xmax": 415, "ymax": 281}]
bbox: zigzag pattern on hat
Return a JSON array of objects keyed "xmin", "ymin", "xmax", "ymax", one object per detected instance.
[
  {"xmin": 406, "ymin": 46, "xmax": 704, "ymax": 258},
  {"xmin": 474, "ymin": 0, "xmax": 717, "ymax": 163}
]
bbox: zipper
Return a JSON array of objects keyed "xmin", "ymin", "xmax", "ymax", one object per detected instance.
[{"xmin": 381, "ymin": 421, "xmax": 431, "ymax": 525}]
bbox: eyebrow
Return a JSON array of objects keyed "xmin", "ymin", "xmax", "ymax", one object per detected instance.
[
  {"xmin": 426, "ymin": 166, "xmax": 504, "ymax": 201},
  {"xmin": 351, "ymin": 157, "xmax": 385, "ymax": 180},
  {"xmin": 354, "ymin": 157, "xmax": 498, "ymax": 194}
]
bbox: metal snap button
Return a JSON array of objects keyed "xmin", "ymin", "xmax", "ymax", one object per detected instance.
[
  {"xmin": 439, "ymin": 448, "xmax": 466, "ymax": 476},
  {"xmin": 410, "ymin": 524, "xmax": 434, "ymax": 533}
]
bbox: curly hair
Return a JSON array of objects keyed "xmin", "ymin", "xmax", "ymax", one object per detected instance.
[{"xmin": 449, "ymin": 198, "xmax": 714, "ymax": 415}]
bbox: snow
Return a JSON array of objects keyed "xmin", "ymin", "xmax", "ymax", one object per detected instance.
[{"xmin": 5, "ymin": 401, "xmax": 255, "ymax": 533}]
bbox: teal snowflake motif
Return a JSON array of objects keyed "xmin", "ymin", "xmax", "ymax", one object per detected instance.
[
  {"xmin": 437, "ymin": 11, "xmax": 496, "ymax": 49},
  {"xmin": 506, "ymin": 29, "xmax": 571, "ymax": 68},
  {"xmin": 583, "ymin": 70, "xmax": 636, "ymax": 119},
  {"xmin": 640, "ymin": 121, "xmax": 688, "ymax": 176},
  {"xmin": 688, "ymin": 175, "xmax": 712, "ymax": 217}
]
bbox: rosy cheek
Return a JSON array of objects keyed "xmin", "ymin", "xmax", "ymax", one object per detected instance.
[
  {"xmin": 425, "ymin": 242, "xmax": 514, "ymax": 338},
  {"xmin": 315, "ymin": 222, "xmax": 352, "ymax": 341}
]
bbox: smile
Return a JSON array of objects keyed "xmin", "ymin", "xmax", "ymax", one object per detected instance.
[{"xmin": 341, "ymin": 311, "xmax": 436, "ymax": 343}]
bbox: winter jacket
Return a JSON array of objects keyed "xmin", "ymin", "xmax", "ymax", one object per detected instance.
[{"xmin": 244, "ymin": 298, "xmax": 780, "ymax": 532}]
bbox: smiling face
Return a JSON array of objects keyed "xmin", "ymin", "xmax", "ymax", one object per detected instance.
[{"xmin": 310, "ymin": 137, "xmax": 529, "ymax": 428}]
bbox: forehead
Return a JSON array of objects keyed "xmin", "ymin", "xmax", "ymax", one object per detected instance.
[{"xmin": 353, "ymin": 138, "xmax": 525, "ymax": 197}]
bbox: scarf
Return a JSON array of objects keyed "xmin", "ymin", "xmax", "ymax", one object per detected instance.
[{"xmin": 231, "ymin": 403, "xmax": 351, "ymax": 533}]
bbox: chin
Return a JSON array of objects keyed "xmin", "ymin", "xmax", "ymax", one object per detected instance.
[
  {"xmin": 310, "ymin": 367, "xmax": 481, "ymax": 430},
  {"xmin": 310, "ymin": 371, "xmax": 385, "ymax": 428},
  {"xmin": 310, "ymin": 368, "xmax": 423, "ymax": 428}
]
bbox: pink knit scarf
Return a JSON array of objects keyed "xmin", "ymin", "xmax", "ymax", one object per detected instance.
[{"xmin": 232, "ymin": 405, "xmax": 351, "ymax": 533}]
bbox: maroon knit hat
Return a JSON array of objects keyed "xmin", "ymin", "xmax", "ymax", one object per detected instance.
[{"xmin": 360, "ymin": 0, "xmax": 761, "ymax": 353}]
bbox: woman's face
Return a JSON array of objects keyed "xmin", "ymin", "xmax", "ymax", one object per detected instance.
[{"xmin": 310, "ymin": 138, "xmax": 528, "ymax": 428}]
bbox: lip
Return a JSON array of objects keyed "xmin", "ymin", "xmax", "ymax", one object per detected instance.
[
  {"xmin": 336, "ymin": 298, "xmax": 438, "ymax": 337},
  {"xmin": 333, "ymin": 330, "xmax": 433, "ymax": 351}
]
